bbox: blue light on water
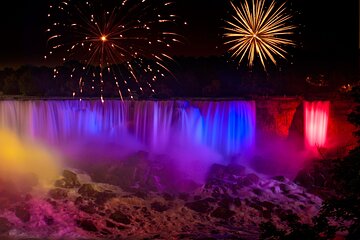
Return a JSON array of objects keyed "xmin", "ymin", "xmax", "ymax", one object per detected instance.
[
  {"xmin": 180, "ymin": 101, "xmax": 256, "ymax": 156},
  {"xmin": 0, "ymin": 100, "xmax": 256, "ymax": 157}
]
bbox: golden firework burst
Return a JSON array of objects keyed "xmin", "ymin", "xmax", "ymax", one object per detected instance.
[{"xmin": 224, "ymin": 0, "xmax": 296, "ymax": 70}]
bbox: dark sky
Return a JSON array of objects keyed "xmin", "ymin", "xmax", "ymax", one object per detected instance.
[{"xmin": 0, "ymin": 0, "xmax": 358, "ymax": 68}]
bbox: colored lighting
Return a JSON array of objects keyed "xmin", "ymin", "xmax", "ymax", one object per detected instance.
[
  {"xmin": 0, "ymin": 100, "xmax": 256, "ymax": 157},
  {"xmin": 304, "ymin": 101, "xmax": 330, "ymax": 147}
]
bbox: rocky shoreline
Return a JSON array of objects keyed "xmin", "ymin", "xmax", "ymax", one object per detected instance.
[{"xmin": 0, "ymin": 155, "xmax": 322, "ymax": 239}]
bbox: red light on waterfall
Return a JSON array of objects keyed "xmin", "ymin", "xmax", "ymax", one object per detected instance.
[{"xmin": 304, "ymin": 101, "xmax": 330, "ymax": 147}]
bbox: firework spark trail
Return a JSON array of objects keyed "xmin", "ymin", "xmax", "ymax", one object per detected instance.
[
  {"xmin": 46, "ymin": 0, "xmax": 183, "ymax": 100},
  {"xmin": 224, "ymin": 0, "xmax": 296, "ymax": 70}
]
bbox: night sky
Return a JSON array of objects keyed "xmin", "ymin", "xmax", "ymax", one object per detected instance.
[{"xmin": 0, "ymin": 0, "xmax": 358, "ymax": 68}]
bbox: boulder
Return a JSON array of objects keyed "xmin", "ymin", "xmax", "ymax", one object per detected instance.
[
  {"xmin": 77, "ymin": 219, "xmax": 98, "ymax": 232},
  {"xmin": 55, "ymin": 170, "xmax": 81, "ymax": 189},
  {"xmin": 279, "ymin": 183, "xmax": 292, "ymax": 193},
  {"xmin": 225, "ymin": 164, "xmax": 246, "ymax": 176},
  {"xmin": 211, "ymin": 207, "xmax": 235, "ymax": 219},
  {"xmin": 78, "ymin": 184, "xmax": 99, "ymax": 198},
  {"xmin": 63, "ymin": 170, "xmax": 81, "ymax": 188},
  {"xmin": 252, "ymin": 188, "xmax": 264, "ymax": 196},
  {"xmin": 185, "ymin": 199, "xmax": 211, "ymax": 214},
  {"xmin": 272, "ymin": 176, "xmax": 286, "ymax": 182},
  {"xmin": 151, "ymin": 201, "xmax": 169, "ymax": 212},
  {"xmin": 238, "ymin": 173, "xmax": 260, "ymax": 188},
  {"xmin": 109, "ymin": 211, "xmax": 131, "ymax": 225},
  {"xmin": 95, "ymin": 191, "xmax": 116, "ymax": 205},
  {"xmin": 48, "ymin": 188, "xmax": 68, "ymax": 200},
  {"xmin": 79, "ymin": 204, "xmax": 97, "ymax": 214},
  {"xmin": 162, "ymin": 193, "xmax": 175, "ymax": 201}
]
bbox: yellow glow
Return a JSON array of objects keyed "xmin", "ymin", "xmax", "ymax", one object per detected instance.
[
  {"xmin": 0, "ymin": 128, "xmax": 61, "ymax": 188},
  {"xmin": 101, "ymin": 35, "xmax": 107, "ymax": 42}
]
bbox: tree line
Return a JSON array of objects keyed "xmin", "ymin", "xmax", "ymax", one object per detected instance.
[{"xmin": 0, "ymin": 56, "xmax": 357, "ymax": 99}]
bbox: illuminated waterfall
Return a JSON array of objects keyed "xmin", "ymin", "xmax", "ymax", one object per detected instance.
[
  {"xmin": 304, "ymin": 101, "xmax": 330, "ymax": 147},
  {"xmin": 179, "ymin": 101, "xmax": 256, "ymax": 156},
  {"xmin": 0, "ymin": 100, "xmax": 256, "ymax": 157}
]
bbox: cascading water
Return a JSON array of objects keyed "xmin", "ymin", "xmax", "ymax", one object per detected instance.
[
  {"xmin": 132, "ymin": 101, "xmax": 175, "ymax": 152},
  {"xmin": 0, "ymin": 100, "xmax": 128, "ymax": 142},
  {"xmin": 179, "ymin": 101, "xmax": 256, "ymax": 156},
  {"xmin": 304, "ymin": 101, "xmax": 330, "ymax": 147},
  {"xmin": 0, "ymin": 100, "xmax": 256, "ymax": 158}
]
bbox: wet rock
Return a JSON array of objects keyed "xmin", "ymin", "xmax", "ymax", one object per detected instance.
[
  {"xmin": 14, "ymin": 205, "xmax": 31, "ymax": 223},
  {"xmin": 210, "ymin": 207, "xmax": 235, "ymax": 219},
  {"xmin": 225, "ymin": 164, "xmax": 246, "ymax": 176},
  {"xmin": 63, "ymin": 170, "xmax": 78, "ymax": 181},
  {"xmin": 142, "ymin": 175, "xmax": 163, "ymax": 192},
  {"xmin": 252, "ymin": 188, "xmax": 264, "ymax": 196},
  {"xmin": 247, "ymin": 200, "xmax": 263, "ymax": 212},
  {"xmin": 105, "ymin": 220, "xmax": 116, "ymax": 228},
  {"xmin": 279, "ymin": 183, "xmax": 292, "ymax": 193},
  {"xmin": 204, "ymin": 197, "xmax": 217, "ymax": 203},
  {"xmin": 109, "ymin": 211, "xmax": 131, "ymax": 225},
  {"xmin": 49, "ymin": 188, "xmax": 68, "ymax": 200},
  {"xmin": 105, "ymin": 151, "xmax": 153, "ymax": 190},
  {"xmin": 100, "ymin": 228, "xmax": 112, "ymax": 236},
  {"xmin": 185, "ymin": 199, "xmax": 211, "ymax": 214},
  {"xmin": 141, "ymin": 207, "xmax": 152, "ymax": 218},
  {"xmin": 0, "ymin": 217, "xmax": 11, "ymax": 234},
  {"xmin": 273, "ymin": 176, "xmax": 286, "ymax": 182},
  {"xmin": 162, "ymin": 193, "xmax": 175, "ymax": 201},
  {"xmin": 55, "ymin": 170, "xmax": 81, "ymax": 189},
  {"xmin": 211, "ymin": 187, "xmax": 222, "ymax": 199},
  {"xmin": 117, "ymin": 225, "xmax": 128, "ymax": 230},
  {"xmin": 271, "ymin": 186, "xmax": 281, "ymax": 194},
  {"xmin": 77, "ymin": 219, "xmax": 98, "ymax": 232},
  {"xmin": 75, "ymin": 197, "xmax": 83, "ymax": 205},
  {"xmin": 238, "ymin": 173, "xmax": 260, "ymax": 187},
  {"xmin": 44, "ymin": 215, "xmax": 54, "ymax": 226},
  {"xmin": 79, "ymin": 204, "xmax": 97, "ymax": 214},
  {"xmin": 95, "ymin": 191, "xmax": 116, "ymax": 205},
  {"xmin": 275, "ymin": 208, "xmax": 296, "ymax": 222},
  {"xmin": 151, "ymin": 201, "xmax": 169, "ymax": 212},
  {"xmin": 218, "ymin": 196, "xmax": 233, "ymax": 208},
  {"xmin": 259, "ymin": 201, "xmax": 276, "ymax": 211},
  {"xmin": 78, "ymin": 184, "xmax": 99, "ymax": 198},
  {"xmin": 133, "ymin": 191, "xmax": 148, "ymax": 199},
  {"xmin": 147, "ymin": 234, "xmax": 162, "ymax": 239},
  {"xmin": 54, "ymin": 179, "xmax": 67, "ymax": 188},
  {"xmin": 286, "ymin": 194, "xmax": 301, "ymax": 200}
]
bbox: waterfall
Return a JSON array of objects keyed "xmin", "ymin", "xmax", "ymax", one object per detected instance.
[
  {"xmin": 0, "ymin": 100, "xmax": 256, "ymax": 157},
  {"xmin": 304, "ymin": 101, "xmax": 330, "ymax": 147},
  {"xmin": 179, "ymin": 101, "xmax": 256, "ymax": 156}
]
